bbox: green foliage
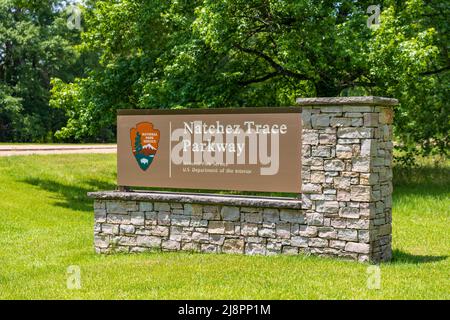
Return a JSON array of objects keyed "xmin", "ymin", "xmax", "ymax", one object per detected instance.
[
  {"xmin": 0, "ymin": 0, "xmax": 447, "ymax": 157},
  {"xmin": 0, "ymin": 0, "xmax": 87, "ymax": 142},
  {"xmin": 50, "ymin": 1, "xmax": 448, "ymax": 159},
  {"xmin": 52, "ymin": 0, "xmax": 372, "ymax": 140},
  {"xmin": 367, "ymin": 0, "xmax": 449, "ymax": 161}
]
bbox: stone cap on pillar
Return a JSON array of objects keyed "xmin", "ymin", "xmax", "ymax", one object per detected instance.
[{"xmin": 296, "ymin": 96, "xmax": 399, "ymax": 106}]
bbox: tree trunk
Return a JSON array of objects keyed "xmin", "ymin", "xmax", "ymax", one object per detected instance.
[{"xmin": 315, "ymin": 81, "xmax": 342, "ymax": 97}]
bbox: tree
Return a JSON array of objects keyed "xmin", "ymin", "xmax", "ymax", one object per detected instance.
[
  {"xmin": 134, "ymin": 131, "xmax": 142, "ymax": 154},
  {"xmin": 51, "ymin": 0, "xmax": 449, "ymax": 159},
  {"xmin": 367, "ymin": 1, "xmax": 449, "ymax": 161},
  {"xmin": 0, "ymin": 0, "xmax": 87, "ymax": 142}
]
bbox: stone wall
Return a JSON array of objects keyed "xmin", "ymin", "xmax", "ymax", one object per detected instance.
[
  {"xmin": 298, "ymin": 96, "xmax": 396, "ymax": 262},
  {"xmin": 89, "ymin": 96, "xmax": 396, "ymax": 263},
  {"xmin": 92, "ymin": 196, "xmax": 307, "ymax": 256}
]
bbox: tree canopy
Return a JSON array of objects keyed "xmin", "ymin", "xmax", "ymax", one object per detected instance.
[
  {"xmin": 0, "ymin": 0, "xmax": 92, "ymax": 141},
  {"xmin": 1, "ymin": 0, "xmax": 448, "ymax": 160}
]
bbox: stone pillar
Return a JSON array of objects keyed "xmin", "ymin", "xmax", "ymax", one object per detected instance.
[{"xmin": 297, "ymin": 96, "xmax": 397, "ymax": 263}]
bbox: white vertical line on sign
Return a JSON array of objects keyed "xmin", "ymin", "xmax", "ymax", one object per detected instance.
[{"xmin": 169, "ymin": 121, "xmax": 172, "ymax": 178}]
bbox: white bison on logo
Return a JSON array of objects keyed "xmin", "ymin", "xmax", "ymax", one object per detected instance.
[{"xmin": 140, "ymin": 158, "xmax": 149, "ymax": 165}]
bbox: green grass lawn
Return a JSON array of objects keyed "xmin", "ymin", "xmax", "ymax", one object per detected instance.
[{"xmin": 0, "ymin": 154, "xmax": 448, "ymax": 299}]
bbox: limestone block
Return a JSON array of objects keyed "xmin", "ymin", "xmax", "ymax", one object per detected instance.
[
  {"xmin": 95, "ymin": 209, "xmax": 106, "ymax": 223},
  {"xmin": 324, "ymin": 159, "xmax": 345, "ymax": 171},
  {"xmin": 337, "ymin": 127, "xmax": 373, "ymax": 139},
  {"xmin": 345, "ymin": 242, "xmax": 370, "ymax": 254},
  {"xmin": 162, "ymin": 240, "xmax": 181, "ymax": 251},
  {"xmin": 303, "ymin": 130, "xmax": 319, "ymax": 145},
  {"xmin": 208, "ymin": 221, "xmax": 234, "ymax": 234},
  {"xmin": 223, "ymin": 239, "xmax": 245, "ymax": 254},
  {"xmin": 139, "ymin": 202, "xmax": 153, "ymax": 212},
  {"xmin": 240, "ymin": 223, "xmax": 258, "ymax": 236},
  {"xmin": 245, "ymin": 243, "xmax": 266, "ymax": 255},
  {"xmin": 317, "ymin": 227, "xmax": 337, "ymax": 239},
  {"xmin": 101, "ymin": 223, "xmax": 119, "ymax": 235},
  {"xmin": 120, "ymin": 224, "xmax": 135, "ymax": 235},
  {"xmin": 258, "ymin": 228, "xmax": 276, "ymax": 238},
  {"xmin": 263, "ymin": 208, "xmax": 280, "ymax": 223},
  {"xmin": 107, "ymin": 214, "xmax": 130, "ymax": 224},
  {"xmin": 220, "ymin": 206, "xmax": 240, "ymax": 221},
  {"xmin": 244, "ymin": 212, "xmax": 263, "ymax": 223},
  {"xmin": 137, "ymin": 235, "xmax": 161, "ymax": 248},
  {"xmin": 94, "ymin": 200, "xmax": 106, "ymax": 210},
  {"xmin": 130, "ymin": 211, "xmax": 145, "ymax": 225},
  {"xmin": 147, "ymin": 225, "xmax": 169, "ymax": 237},
  {"xmin": 315, "ymin": 201, "xmax": 339, "ymax": 214},
  {"xmin": 107, "ymin": 201, "xmax": 138, "ymax": 214},
  {"xmin": 280, "ymin": 209, "xmax": 305, "ymax": 223},
  {"xmin": 311, "ymin": 114, "xmax": 330, "ymax": 128},
  {"xmin": 339, "ymin": 207, "xmax": 360, "ymax": 219},
  {"xmin": 154, "ymin": 202, "xmax": 170, "ymax": 212},
  {"xmin": 276, "ymin": 223, "xmax": 291, "ymax": 239},
  {"xmin": 302, "ymin": 183, "xmax": 323, "ymax": 194},
  {"xmin": 306, "ymin": 212, "xmax": 324, "ymax": 226},
  {"xmin": 308, "ymin": 238, "xmax": 328, "ymax": 248},
  {"xmin": 351, "ymin": 185, "xmax": 372, "ymax": 202},
  {"xmin": 338, "ymin": 229, "xmax": 358, "ymax": 241},
  {"xmin": 352, "ymin": 157, "xmax": 371, "ymax": 172}
]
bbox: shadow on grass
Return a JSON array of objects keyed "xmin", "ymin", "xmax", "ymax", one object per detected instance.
[
  {"xmin": 393, "ymin": 165, "xmax": 450, "ymax": 198},
  {"xmin": 391, "ymin": 249, "xmax": 447, "ymax": 264},
  {"xmin": 21, "ymin": 177, "xmax": 115, "ymax": 212}
]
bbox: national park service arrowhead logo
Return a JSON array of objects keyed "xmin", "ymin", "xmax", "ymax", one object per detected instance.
[{"xmin": 130, "ymin": 122, "xmax": 160, "ymax": 171}]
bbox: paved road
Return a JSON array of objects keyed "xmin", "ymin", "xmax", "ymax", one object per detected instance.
[{"xmin": 0, "ymin": 144, "xmax": 117, "ymax": 156}]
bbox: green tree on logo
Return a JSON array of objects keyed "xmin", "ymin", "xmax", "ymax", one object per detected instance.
[{"xmin": 134, "ymin": 132, "xmax": 143, "ymax": 154}]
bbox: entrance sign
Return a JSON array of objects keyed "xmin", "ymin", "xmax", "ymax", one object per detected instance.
[
  {"xmin": 117, "ymin": 108, "xmax": 302, "ymax": 192},
  {"xmin": 93, "ymin": 97, "xmax": 397, "ymax": 262}
]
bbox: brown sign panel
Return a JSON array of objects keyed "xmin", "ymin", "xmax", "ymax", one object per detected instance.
[{"xmin": 117, "ymin": 108, "xmax": 302, "ymax": 193}]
